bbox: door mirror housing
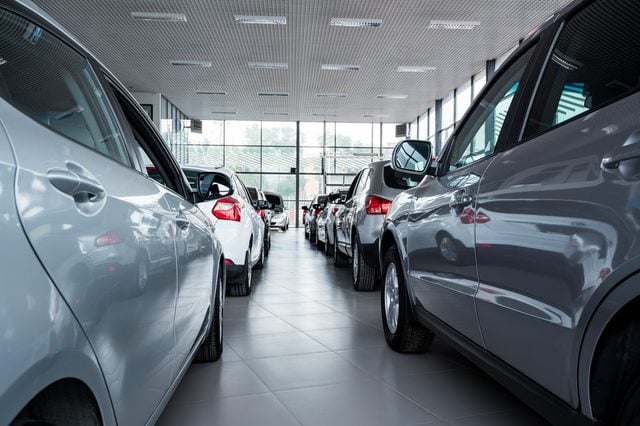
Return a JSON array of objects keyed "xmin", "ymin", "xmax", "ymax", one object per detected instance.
[
  {"xmin": 391, "ymin": 140, "xmax": 433, "ymax": 175},
  {"xmin": 256, "ymin": 200, "xmax": 270, "ymax": 209},
  {"xmin": 197, "ymin": 172, "xmax": 232, "ymax": 201}
]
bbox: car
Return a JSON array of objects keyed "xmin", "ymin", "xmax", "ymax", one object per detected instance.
[
  {"xmin": 302, "ymin": 194, "xmax": 327, "ymax": 240},
  {"xmin": 265, "ymin": 191, "xmax": 289, "ymax": 231},
  {"xmin": 333, "ymin": 160, "xmax": 421, "ymax": 291},
  {"xmin": 0, "ymin": 2, "xmax": 226, "ymax": 424},
  {"xmin": 316, "ymin": 189, "xmax": 348, "ymax": 254},
  {"xmin": 182, "ymin": 166, "xmax": 265, "ymax": 296},
  {"xmin": 379, "ymin": 0, "xmax": 640, "ymax": 423},
  {"xmin": 246, "ymin": 186, "xmax": 272, "ymax": 256}
]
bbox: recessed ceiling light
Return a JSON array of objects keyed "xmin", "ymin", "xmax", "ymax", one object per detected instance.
[
  {"xmin": 376, "ymin": 94, "xmax": 408, "ymax": 99},
  {"xmin": 195, "ymin": 90, "xmax": 226, "ymax": 95},
  {"xmin": 234, "ymin": 15, "xmax": 286, "ymax": 25},
  {"xmin": 428, "ymin": 20, "xmax": 480, "ymax": 30},
  {"xmin": 170, "ymin": 60, "xmax": 211, "ymax": 67},
  {"xmin": 396, "ymin": 66, "xmax": 436, "ymax": 73},
  {"xmin": 249, "ymin": 62, "xmax": 288, "ymax": 70},
  {"xmin": 258, "ymin": 92, "xmax": 289, "ymax": 97},
  {"xmin": 211, "ymin": 110, "xmax": 236, "ymax": 115},
  {"xmin": 131, "ymin": 12, "xmax": 187, "ymax": 22},
  {"xmin": 330, "ymin": 18, "xmax": 382, "ymax": 28},
  {"xmin": 321, "ymin": 64, "xmax": 360, "ymax": 71},
  {"xmin": 363, "ymin": 113, "xmax": 389, "ymax": 118},
  {"xmin": 264, "ymin": 112, "xmax": 289, "ymax": 116},
  {"xmin": 315, "ymin": 93, "xmax": 347, "ymax": 98},
  {"xmin": 312, "ymin": 113, "xmax": 337, "ymax": 117}
]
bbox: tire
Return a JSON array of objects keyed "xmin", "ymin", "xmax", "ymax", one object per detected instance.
[
  {"xmin": 324, "ymin": 226, "xmax": 333, "ymax": 256},
  {"xmin": 281, "ymin": 226, "xmax": 286, "ymax": 231},
  {"xmin": 333, "ymin": 230, "xmax": 348, "ymax": 267},
  {"xmin": 264, "ymin": 235, "xmax": 271, "ymax": 256},
  {"xmin": 352, "ymin": 236, "xmax": 377, "ymax": 291},
  {"xmin": 255, "ymin": 244, "xmax": 265, "ymax": 270},
  {"xmin": 195, "ymin": 269, "xmax": 224, "ymax": 362},
  {"xmin": 381, "ymin": 245, "xmax": 434, "ymax": 352},
  {"xmin": 619, "ymin": 382, "xmax": 640, "ymax": 425},
  {"xmin": 229, "ymin": 249, "xmax": 252, "ymax": 296}
]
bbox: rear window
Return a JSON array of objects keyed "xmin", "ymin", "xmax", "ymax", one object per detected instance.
[
  {"xmin": 246, "ymin": 187, "xmax": 258, "ymax": 203},
  {"xmin": 265, "ymin": 193, "xmax": 282, "ymax": 207},
  {"xmin": 383, "ymin": 165, "xmax": 422, "ymax": 189}
]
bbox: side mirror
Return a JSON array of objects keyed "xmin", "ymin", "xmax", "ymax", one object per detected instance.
[
  {"xmin": 301, "ymin": 205, "xmax": 308, "ymax": 211},
  {"xmin": 256, "ymin": 200, "xmax": 269, "ymax": 209},
  {"xmin": 197, "ymin": 172, "xmax": 231, "ymax": 201},
  {"xmin": 391, "ymin": 139, "xmax": 433, "ymax": 175},
  {"xmin": 312, "ymin": 203, "xmax": 320, "ymax": 209}
]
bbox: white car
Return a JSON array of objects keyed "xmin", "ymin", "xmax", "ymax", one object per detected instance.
[
  {"xmin": 183, "ymin": 166, "xmax": 265, "ymax": 296},
  {"xmin": 265, "ymin": 191, "xmax": 289, "ymax": 231}
]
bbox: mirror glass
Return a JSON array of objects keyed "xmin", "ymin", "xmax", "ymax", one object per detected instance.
[
  {"xmin": 392, "ymin": 140, "xmax": 432, "ymax": 174},
  {"xmin": 198, "ymin": 172, "xmax": 232, "ymax": 201}
]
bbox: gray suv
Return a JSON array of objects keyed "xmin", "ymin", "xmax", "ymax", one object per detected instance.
[
  {"xmin": 334, "ymin": 160, "xmax": 420, "ymax": 290},
  {"xmin": 0, "ymin": 2, "xmax": 225, "ymax": 424},
  {"xmin": 380, "ymin": 0, "xmax": 640, "ymax": 424}
]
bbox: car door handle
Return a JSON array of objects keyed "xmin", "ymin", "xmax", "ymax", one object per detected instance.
[
  {"xmin": 449, "ymin": 191, "xmax": 473, "ymax": 208},
  {"xmin": 602, "ymin": 130, "xmax": 640, "ymax": 170},
  {"xmin": 48, "ymin": 162, "xmax": 105, "ymax": 203}
]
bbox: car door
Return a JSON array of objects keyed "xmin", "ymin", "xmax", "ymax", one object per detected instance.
[
  {"xmin": 474, "ymin": 0, "xmax": 640, "ymax": 406},
  {"xmin": 337, "ymin": 170, "xmax": 364, "ymax": 254},
  {"xmin": 0, "ymin": 10, "xmax": 178, "ymax": 424},
  {"xmin": 403, "ymin": 43, "xmax": 539, "ymax": 346},
  {"xmin": 234, "ymin": 175, "xmax": 263, "ymax": 263},
  {"xmin": 106, "ymin": 82, "xmax": 214, "ymax": 379}
]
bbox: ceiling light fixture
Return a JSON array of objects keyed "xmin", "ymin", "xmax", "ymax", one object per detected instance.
[
  {"xmin": 312, "ymin": 113, "xmax": 337, "ymax": 117},
  {"xmin": 396, "ymin": 66, "xmax": 436, "ymax": 73},
  {"xmin": 131, "ymin": 12, "xmax": 187, "ymax": 22},
  {"xmin": 195, "ymin": 90, "xmax": 226, "ymax": 95},
  {"xmin": 428, "ymin": 20, "xmax": 480, "ymax": 30},
  {"xmin": 170, "ymin": 60, "xmax": 211, "ymax": 67},
  {"xmin": 363, "ymin": 113, "xmax": 389, "ymax": 118},
  {"xmin": 264, "ymin": 112, "xmax": 289, "ymax": 116},
  {"xmin": 249, "ymin": 62, "xmax": 288, "ymax": 70},
  {"xmin": 376, "ymin": 94, "xmax": 408, "ymax": 99},
  {"xmin": 321, "ymin": 64, "xmax": 360, "ymax": 71},
  {"xmin": 315, "ymin": 93, "xmax": 347, "ymax": 98},
  {"xmin": 258, "ymin": 92, "xmax": 289, "ymax": 97},
  {"xmin": 234, "ymin": 15, "xmax": 286, "ymax": 25},
  {"xmin": 330, "ymin": 18, "xmax": 381, "ymax": 28},
  {"xmin": 211, "ymin": 110, "xmax": 236, "ymax": 115}
]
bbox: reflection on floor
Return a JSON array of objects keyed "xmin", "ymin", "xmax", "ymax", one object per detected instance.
[{"xmin": 159, "ymin": 228, "xmax": 548, "ymax": 426}]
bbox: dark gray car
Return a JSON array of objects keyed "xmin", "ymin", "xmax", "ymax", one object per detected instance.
[
  {"xmin": 380, "ymin": 0, "xmax": 640, "ymax": 424},
  {"xmin": 0, "ymin": 2, "xmax": 225, "ymax": 424},
  {"xmin": 334, "ymin": 160, "xmax": 421, "ymax": 290}
]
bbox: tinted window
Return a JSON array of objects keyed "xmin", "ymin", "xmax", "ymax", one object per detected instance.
[
  {"xmin": 265, "ymin": 193, "xmax": 282, "ymax": 207},
  {"xmin": 524, "ymin": 0, "xmax": 640, "ymax": 138},
  {"xmin": 0, "ymin": 9, "xmax": 130, "ymax": 166},
  {"xmin": 445, "ymin": 46, "xmax": 535, "ymax": 173},
  {"xmin": 246, "ymin": 187, "xmax": 259, "ymax": 203},
  {"xmin": 383, "ymin": 165, "xmax": 422, "ymax": 189}
]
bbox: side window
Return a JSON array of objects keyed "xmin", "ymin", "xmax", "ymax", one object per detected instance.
[
  {"xmin": 0, "ymin": 9, "xmax": 130, "ymax": 166},
  {"xmin": 354, "ymin": 169, "xmax": 371, "ymax": 196},
  {"xmin": 444, "ymin": 46, "xmax": 536, "ymax": 173},
  {"xmin": 346, "ymin": 171, "xmax": 362, "ymax": 200},
  {"xmin": 524, "ymin": 0, "xmax": 640, "ymax": 138},
  {"xmin": 233, "ymin": 175, "xmax": 250, "ymax": 203}
]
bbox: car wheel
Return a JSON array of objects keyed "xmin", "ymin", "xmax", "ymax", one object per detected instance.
[
  {"xmin": 352, "ymin": 236, "xmax": 377, "ymax": 291},
  {"xmin": 255, "ymin": 244, "xmax": 265, "ymax": 270},
  {"xmin": 285, "ymin": 224, "xmax": 289, "ymax": 231},
  {"xmin": 195, "ymin": 267, "xmax": 224, "ymax": 362},
  {"xmin": 324, "ymin": 226, "xmax": 334, "ymax": 256},
  {"xmin": 437, "ymin": 232, "xmax": 464, "ymax": 264},
  {"xmin": 229, "ymin": 249, "xmax": 252, "ymax": 296},
  {"xmin": 265, "ymin": 235, "xmax": 271, "ymax": 256},
  {"xmin": 382, "ymin": 245, "xmax": 434, "ymax": 352},
  {"xmin": 281, "ymin": 226, "xmax": 286, "ymax": 231},
  {"xmin": 333, "ymin": 230, "xmax": 348, "ymax": 267}
]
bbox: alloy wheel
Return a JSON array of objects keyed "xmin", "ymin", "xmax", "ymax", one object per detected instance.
[{"xmin": 384, "ymin": 263, "xmax": 400, "ymax": 333}]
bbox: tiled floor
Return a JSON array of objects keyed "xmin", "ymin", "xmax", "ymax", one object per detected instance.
[{"xmin": 158, "ymin": 229, "xmax": 549, "ymax": 426}]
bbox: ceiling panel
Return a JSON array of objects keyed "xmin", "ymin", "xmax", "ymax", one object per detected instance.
[{"xmin": 31, "ymin": 0, "xmax": 575, "ymax": 122}]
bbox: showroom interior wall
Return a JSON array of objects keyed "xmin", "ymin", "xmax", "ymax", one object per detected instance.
[{"xmin": 153, "ymin": 46, "xmax": 514, "ymax": 226}]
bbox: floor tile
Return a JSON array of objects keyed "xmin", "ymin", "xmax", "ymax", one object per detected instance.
[
  {"xmin": 305, "ymin": 325, "xmax": 387, "ymax": 351},
  {"xmin": 263, "ymin": 301, "xmax": 337, "ymax": 316},
  {"xmin": 227, "ymin": 331, "xmax": 329, "ymax": 359},
  {"xmin": 224, "ymin": 316, "xmax": 297, "ymax": 337},
  {"xmin": 449, "ymin": 409, "xmax": 548, "ymax": 425},
  {"xmin": 280, "ymin": 312, "xmax": 360, "ymax": 331}
]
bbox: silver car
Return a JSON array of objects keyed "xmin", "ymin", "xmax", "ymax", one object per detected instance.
[
  {"xmin": 317, "ymin": 189, "xmax": 348, "ymax": 255},
  {"xmin": 334, "ymin": 160, "xmax": 421, "ymax": 290},
  {"xmin": 0, "ymin": 2, "xmax": 225, "ymax": 424},
  {"xmin": 380, "ymin": 0, "xmax": 640, "ymax": 423}
]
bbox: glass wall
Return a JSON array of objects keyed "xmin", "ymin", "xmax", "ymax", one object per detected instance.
[{"xmin": 160, "ymin": 96, "xmax": 190, "ymax": 164}]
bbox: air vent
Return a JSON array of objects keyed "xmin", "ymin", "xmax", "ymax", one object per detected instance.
[
  {"xmin": 195, "ymin": 90, "xmax": 226, "ymax": 95},
  {"xmin": 321, "ymin": 64, "xmax": 360, "ymax": 71},
  {"xmin": 258, "ymin": 92, "xmax": 289, "ymax": 97},
  {"xmin": 428, "ymin": 20, "xmax": 480, "ymax": 30},
  {"xmin": 234, "ymin": 15, "xmax": 286, "ymax": 25},
  {"xmin": 330, "ymin": 18, "xmax": 381, "ymax": 28},
  {"xmin": 396, "ymin": 66, "xmax": 436, "ymax": 73},
  {"xmin": 249, "ymin": 62, "xmax": 288, "ymax": 70},
  {"xmin": 170, "ymin": 60, "xmax": 211, "ymax": 67},
  {"xmin": 376, "ymin": 94, "xmax": 408, "ymax": 99},
  {"xmin": 131, "ymin": 12, "xmax": 187, "ymax": 22},
  {"xmin": 316, "ymin": 93, "xmax": 347, "ymax": 98}
]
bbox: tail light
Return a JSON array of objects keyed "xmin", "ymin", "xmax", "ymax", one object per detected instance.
[
  {"xmin": 365, "ymin": 195, "xmax": 392, "ymax": 215},
  {"xmin": 212, "ymin": 196, "xmax": 242, "ymax": 222},
  {"xmin": 331, "ymin": 207, "xmax": 339, "ymax": 216},
  {"xmin": 257, "ymin": 209, "xmax": 265, "ymax": 218},
  {"xmin": 460, "ymin": 208, "xmax": 490, "ymax": 224},
  {"xmin": 224, "ymin": 259, "xmax": 233, "ymax": 265},
  {"xmin": 314, "ymin": 208, "xmax": 321, "ymax": 216},
  {"xmin": 95, "ymin": 230, "xmax": 123, "ymax": 247}
]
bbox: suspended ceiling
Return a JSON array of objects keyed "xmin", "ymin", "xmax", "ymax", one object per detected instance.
[{"xmin": 32, "ymin": 0, "xmax": 574, "ymax": 123}]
